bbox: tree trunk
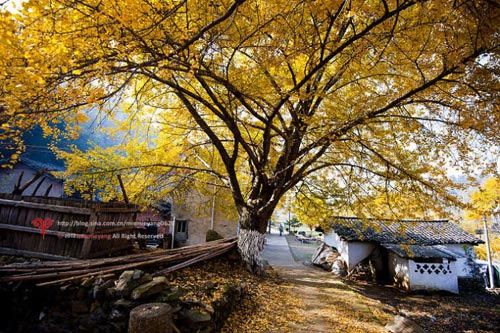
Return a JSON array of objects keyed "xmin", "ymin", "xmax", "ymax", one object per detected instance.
[
  {"xmin": 238, "ymin": 228, "xmax": 266, "ymax": 272},
  {"xmin": 237, "ymin": 207, "xmax": 272, "ymax": 273}
]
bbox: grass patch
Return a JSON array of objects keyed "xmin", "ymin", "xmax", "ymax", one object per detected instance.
[{"xmin": 285, "ymin": 234, "xmax": 319, "ymax": 263}]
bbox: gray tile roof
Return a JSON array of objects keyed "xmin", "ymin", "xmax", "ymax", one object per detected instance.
[
  {"xmin": 381, "ymin": 244, "xmax": 459, "ymax": 260},
  {"xmin": 330, "ymin": 217, "xmax": 483, "ymax": 245}
]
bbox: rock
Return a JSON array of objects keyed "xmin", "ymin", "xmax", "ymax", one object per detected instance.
[
  {"xmin": 89, "ymin": 304, "xmax": 106, "ymax": 322},
  {"xmin": 92, "ymin": 279, "xmax": 114, "ymax": 300},
  {"xmin": 157, "ymin": 286, "xmax": 184, "ymax": 302},
  {"xmin": 116, "ymin": 271, "xmax": 135, "ymax": 287},
  {"xmin": 90, "ymin": 301, "xmax": 101, "ymax": 313},
  {"xmin": 331, "ymin": 258, "xmax": 347, "ymax": 276},
  {"xmin": 106, "ymin": 286, "xmax": 120, "ymax": 298},
  {"xmin": 113, "ymin": 298, "xmax": 134, "ymax": 310},
  {"xmin": 109, "ymin": 308, "xmax": 124, "ymax": 321},
  {"xmin": 101, "ymin": 279, "xmax": 114, "ymax": 290},
  {"xmin": 385, "ymin": 315, "xmax": 426, "ymax": 333},
  {"xmin": 131, "ymin": 277, "xmax": 168, "ymax": 300},
  {"xmin": 76, "ymin": 287, "xmax": 87, "ymax": 300},
  {"xmin": 71, "ymin": 301, "xmax": 89, "ymax": 314},
  {"xmin": 133, "ymin": 270, "xmax": 143, "ymax": 280},
  {"xmin": 203, "ymin": 303, "xmax": 214, "ymax": 314},
  {"xmin": 399, "ymin": 309, "xmax": 412, "ymax": 317},
  {"xmin": 92, "ymin": 285, "xmax": 104, "ymax": 300},
  {"xmin": 115, "ymin": 270, "xmax": 152, "ymax": 297},
  {"xmin": 311, "ymin": 243, "xmax": 339, "ymax": 270},
  {"xmin": 180, "ymin": 308, "xmax": 212, "ymax": 324},
  {"xmin": 128, "ymin": 303, "xmax": 173, "ymax": 333}
]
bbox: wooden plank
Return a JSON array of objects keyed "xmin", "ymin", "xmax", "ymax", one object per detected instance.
[
  {"xmin": 0, "ymin": 199, "xmax": 92, "ymax": 215},
  {"xmin": 94, "ymin": 207, "xmax": 139, "ymax": 213},
  {"xmin": 0, "ymin": 247, "xmax": 76, "ymax": 261},
  {"xmin": 0, "ymin": 223, "xmax": 78, "ymax": 238},
  {"xmin": 88, "ymin": 243, "xmax": 133, "ymax": 258},
  {"xmin": 93, "ymin": 226, "xmax": 136, "ymax": 235},
  {"xmin": 80, "ymin": 212, "xmax": 98, "ymax": 259}
]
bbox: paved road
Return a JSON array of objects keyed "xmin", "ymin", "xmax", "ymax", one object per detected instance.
[{"xmin": 261, "ymin": 233, "xmax": 301, "ymax": 267}]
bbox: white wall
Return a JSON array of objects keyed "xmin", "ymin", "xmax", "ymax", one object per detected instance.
[
  {"xmin": 324, "ymin": 231, "xmax": 375, "ymax": 270},
  {"xmin": 324, "ymin": 231, "xmax": 350, "ymax": 266},
  {"xmin": 408, "ymin": 259, "xmax": 459, "ymax": 293},
  {"xmin": 388, "ymin": 252, "xmax": 410, "ymax": 289},
  {"xmin": 347, "ymin": 242, "xmax": 376, "ymax": 270},
  {"xmin": 444, "ymin": 244, "xmax": 474, "ymax": 277}
]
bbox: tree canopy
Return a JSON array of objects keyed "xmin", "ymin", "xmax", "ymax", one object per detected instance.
[
  {"xmin": 1, "ymin": 0, "xmax": 499, "ymax": 240},
  {"xmin": 465, "ymin": 177, "xmax": 499, "ymax": 220}
]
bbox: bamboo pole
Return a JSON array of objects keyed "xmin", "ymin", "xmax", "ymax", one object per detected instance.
[{"xmin": 0, "ymin": 238, "xmax": 237, "ymax": 286}]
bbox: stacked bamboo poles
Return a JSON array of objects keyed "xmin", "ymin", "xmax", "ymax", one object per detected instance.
[{"xmin": 0, "ymin": 238, "xmax": 237, "ymax": 287}]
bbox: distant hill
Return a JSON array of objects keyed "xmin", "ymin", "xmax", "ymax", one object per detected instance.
[{"xmin": 0, "ymin": 120, "xmax": 115, "ymax": 171}]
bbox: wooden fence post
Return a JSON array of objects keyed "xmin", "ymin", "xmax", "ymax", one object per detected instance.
[{"xmin": 81, "ymin": 212, "xmax": 98, "ymax": 258}]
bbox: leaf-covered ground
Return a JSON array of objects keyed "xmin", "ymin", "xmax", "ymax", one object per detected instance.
[
  {"xmin": 273, "ymin": 266, "xmax": 393, "ymax": 333},
  {"xmin": 346, "ymin": 280, "xmax": 500, "ymax": 333},
  {"xmin": 166, "ymin": 257, "xmax": 305, "ymax": 332},
  {"xmin": 281, "ymin": 235, "xmax": 500, "ymax": 333},
  {"xmin": 221, "ymin": 269, "xmax": 304, "ymax": 333},
  {"xmin": 174, "ymin": 238, "xmax": 499, "ymax": 333}
]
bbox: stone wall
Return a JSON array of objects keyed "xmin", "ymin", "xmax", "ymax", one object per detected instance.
[
  {"xmin": 0, "ymin": 259, "xmax": 244, "ymax": 333},
  {"xmin": 185, "ymin": 216, "xmax": 238, "ymax": 246}
]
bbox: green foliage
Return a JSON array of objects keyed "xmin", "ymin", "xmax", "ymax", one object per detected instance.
[
  {"xmin": 286, "ymin": 217, "xmax": 302, "ymax": 231},
  {"xmin": 206, "ymin": 229, "xmax": 224, "ymax": 242}
]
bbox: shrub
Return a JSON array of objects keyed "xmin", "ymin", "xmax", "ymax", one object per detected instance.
[{"xmin": 206, "ymin": 229, "xmax": 224, "ymax": 242}]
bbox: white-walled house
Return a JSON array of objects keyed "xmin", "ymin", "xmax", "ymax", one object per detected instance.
[
  {"xmin": 324, "ymin": 217, "xmax": 483, "ymax": 293},
  {"xmin": 0, "ymin": 160, "xmax": 64, "ymax": 197}
]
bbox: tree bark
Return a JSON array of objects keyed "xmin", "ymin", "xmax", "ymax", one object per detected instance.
[
  {"xmin": 237, "ymin": 206, "xmax": 274, "ymax": 273},
  {"xmin": 238, "ymin": 229, "xmax": 266, "ymax": 272}
]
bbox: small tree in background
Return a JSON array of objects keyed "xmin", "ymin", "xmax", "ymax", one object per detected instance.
[{"xmin": 286, "ymin": 217, "xmax": 302, "ymax": 234}]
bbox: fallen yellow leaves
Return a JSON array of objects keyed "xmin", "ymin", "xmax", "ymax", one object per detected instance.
[
  {"xmin": 221, "ymin": 270, "xmax": 304, "ymax": 333},
  {"xmin": 168, "ymin": 258, "xmax": 304, "ymax": 332}
]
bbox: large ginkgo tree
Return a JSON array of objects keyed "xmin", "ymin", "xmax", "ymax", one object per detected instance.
[{"xmin": 1, "ymin": 0, "xmax": 498, "ymax": 270}]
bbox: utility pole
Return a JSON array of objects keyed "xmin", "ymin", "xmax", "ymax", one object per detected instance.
[
  {"xmin": 171, "ymin": 216, "xmax": 176, "ymax": 250},
  {"xmin": 210, "ymin": 185, "xmax": 216, "ymax": 230},
  {"xmin": 288, "ymin": 202, "xmax": 291, "ymax": 235},
  {"xmin": 483, "ymin": 214, "xmax": 495, "ymax": 288}
]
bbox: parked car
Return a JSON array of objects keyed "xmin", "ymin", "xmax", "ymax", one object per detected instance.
[{"xmin": 475, "ymin": 260, "xmax": 500, "ymax": 288}]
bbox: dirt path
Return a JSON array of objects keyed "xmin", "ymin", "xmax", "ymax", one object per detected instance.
[{"xmin": 262, "ymin": 234, "xmax": 392, "ymax": 333}]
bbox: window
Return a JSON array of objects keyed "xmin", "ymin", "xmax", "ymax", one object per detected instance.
[{"xmin": 176, "ymin": 220, "xmax": 187, "ymax": 233}]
